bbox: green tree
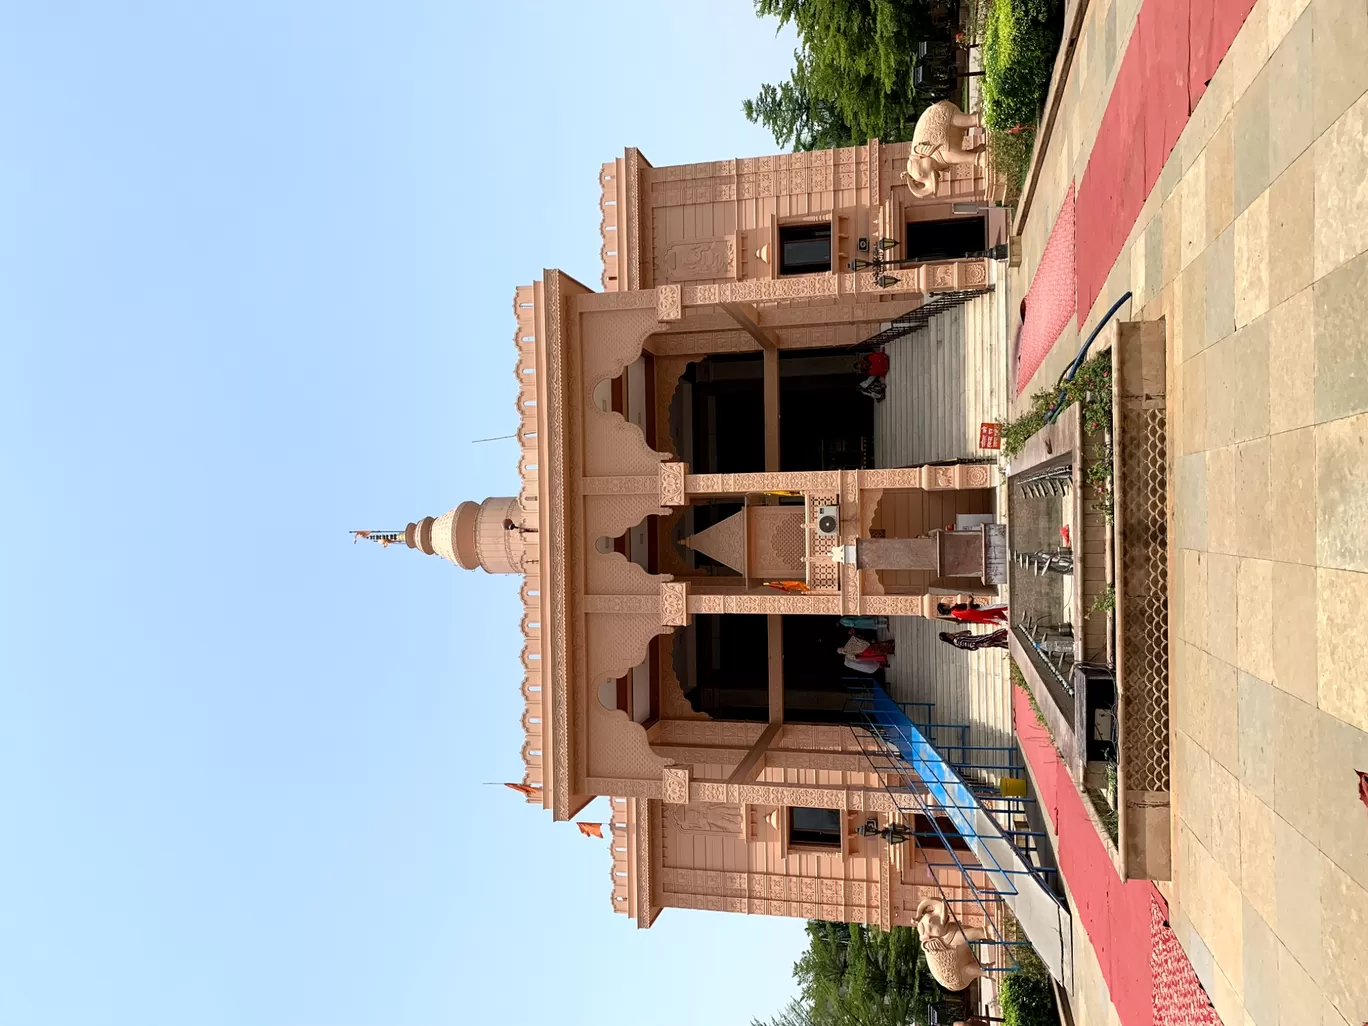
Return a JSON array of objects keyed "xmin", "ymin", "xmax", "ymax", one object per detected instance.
[{"xmin": 744, "ymin": 0, "xmax": 940, "ymax": 150}]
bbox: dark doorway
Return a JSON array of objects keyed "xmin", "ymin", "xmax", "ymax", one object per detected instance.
[
  {"xmin": 675, "ymin": 614, "xmax": 877, "ymax": 724},
  {"xmin": 671, "ymin": 350, "xmax": 875, "ymax": 476},
  {"xmin": 905, "ymin": 216, "xmax": 986, "ymax": 262}
]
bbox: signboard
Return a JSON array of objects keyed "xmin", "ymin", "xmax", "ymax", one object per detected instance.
[
  {"xmin": 982, "ymin": 522, "xmax": 1008, "ymax": 585},
  {"xmin": 979, "ymin": 421, "xmax": 1002, "ymax": 449}
]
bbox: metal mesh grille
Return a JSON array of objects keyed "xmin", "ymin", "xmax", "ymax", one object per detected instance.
[{"xmin": 1119, "ymin": 404, "xmax": 1169, "ymax": 792}]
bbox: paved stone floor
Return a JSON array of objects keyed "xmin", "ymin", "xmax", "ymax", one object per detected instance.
[{"xmin": 1007, "ymin": 0, "xmax": 1368, "ymax": 1022}]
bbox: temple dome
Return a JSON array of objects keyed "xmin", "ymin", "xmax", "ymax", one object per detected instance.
[{"xmin": 360, "ymin": 496, "xmax": 531, "ymax": 574}]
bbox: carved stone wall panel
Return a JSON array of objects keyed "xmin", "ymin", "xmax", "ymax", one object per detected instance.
[
  {"xmin": 581, "ymin": 475, "xmax": 660, "ymax": 496},
  {"xmin": 661, "ymin": 767, "xmax": 691, "ymax": 803},
  {"xmin": 687, "ymin": 592, "xmax": 843, "ymax": 615},
  {"xmin": 586, "ymin": 612, "xmax": 671, "ymax": 687},
  {"xmin": 655, "ymin": 285, "xmax": 682, "ymax": 322},
  {"xmin": 583, "ymin": 494, "xmax": 671, "ymax": 543},
  {"xmin": 685, "ymin": 471, "xmax": 841, "ymax": 495},
  {"xmin": 748, "ymin": 506, "xmax": 806, "ymax": 579},
  {"xmin": 663, "ymin": 803, "xmax": 748, "ymax": 837},
  {"xmin": 659, "ymin": 462, "xmax": 686, "ymax": 507},
  {"xmin": 659, "ymin": 582, "xmax": 688, "ymax": 626},
  {"xmin": 654, "ymin": 719, "xmax": 766, "ymax": 747},
  {"xmin": 580, "ymin": 308, "xmax": 660, "ymax": 393},
  {"xmin": 584, "ymin": 408, "xmax": 671, "ymax": 478},
  {"xmin": 660, "ymin": 238, "xmax": 737, "ymax": 283},
  {"xmin": 658, "ymin": 651, "xmax": 708, "ymax": 721},
  {"xmin": 586, "ymin": 549, "xmax": 663, "ymax": 597}
]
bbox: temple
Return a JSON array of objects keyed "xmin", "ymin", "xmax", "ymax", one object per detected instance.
[{"xmin": 360, "ymin": 139, "xmax": 1055, "ymax": 950}]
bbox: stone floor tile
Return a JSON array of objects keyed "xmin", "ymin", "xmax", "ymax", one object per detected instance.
[
  {"xmin": 1236, "ymin": 192, "xmax": 1272, "ymax": 328},
  {"xmin": 1146, "ymin": 210, "xmax": 1166, "ymax": 304},
  {"xmin": 1209, "ymin": 552, "xmax": 1242, "ymax": 664},
  {"xmin": 1208, "ymin": 967, "xmax": 1247, "ymax": 1026},
  {"xmin": 1179, "ymin": 349, "xmax": 1208, "ymax": 454},
  {"xmin": 1233, "ymin": 316, "xmax": 1272, "ymax": 443},
  {"xmin": 1313, "ymin": 91, "xmax": 1368, "ymax": 281},
  {"xmin": 1210, "ymin": 654, "xmax": 1242, "ymax": 773},
  {"xmin": 1278, "ymin": 940, "xmax": 1322, "ymax": 1026},
  {"xmin": 1244, "ymin": 899, "xmax": 1282, "ymax": 1025},
  {"xmin": 1180, "ymin": 906, "xmax": 1219, "ymax": 996},
  {"xmin": 1322, "ymin": 995, "xmax": 1354, "ymax": 1026},
  {"xmin": 1266, "ymin": 7, "xmax": 1315, "ymax": 181},
  {"xmin": 1241, "ymin": 784, "xmax": 1279, "ymax": 929},
  {"xmin": 1208, "ymin": 114, "xmax": 1237, "ymax": 240},
  {"xmin": 1269, "ymin": 0, "xmax": 1313, "ymax": 52},
  {"xmin": 1176, "ymin": 727, "xmax": 1213, "ymax": 845},
  {"xmin": 1179, "ymin": 251, "xmax": 1210, "ymax": 363},
  {"xmin": 1235, "ymin": 66, "xmax": 1272, "ymax": 216},
  {"xmin": 1130, "ymin": 223, "xmax": 1149, "ymax": 311},
  {"xmin": 1185, "ymin": 550, "xmax": 1211, "ymax": 650},
  {"xmin": 1317, "ymin": 566, "xmax": 1368, "ymax": 735},
  {"xmin": 1315, "ymin": 710, "xmax": 1368, "ymax": 892},
  {"xmin": 1312, "ymin": 0, "xmax": 1368, "ymax": 138},
  {"xmin": 1163, "ymin": 187, "xmax": 1185, "ymax": 287},
  {"xmin": 1208, "ymin": 445, "xmax": 1240, "ymax": 555},
  {"xmin": 1238, "ymin": 559, "xmax": 1276, "ymax": 683},
  {"xmin": 1206, "ymin": 343, "xmax": 1238, "ymax": 451},
  {"xmin": 1233, "ymin": 0, "xmax": 1272, "ymax": 100},
  {"xmin": 1211, "ymin": 757, "xmax": 1245, "ymax": 879},
  {"xmin": 1176, "ymin": 452, "xmax": 1210, "ymax": 551},
  {"xmin": 1234, "ymin": 437, "xmax": 1273, "ymax": 559},
  {"xmin": 1271, "ymin": 686, "xmax": 1320, "ymax": 842},
  {"xmin": 1314, "ymin": 247, "xmax": 1368, "ymax": 421},
  {"xmin": 1208, "ymin": 226, "xmax": 1238, "ymax": 348},
  {"xmin": 1267, "ymin": 290, "xmax": 1316, "ymax": 435},
  {"xmin": 1274, "ymin": 814, "xmax": 1324, "ymax": 982},
  {"xmin": 1270, "ymin": 426, "xmax": 1316, "ymax": 565},
  {"xmin": 1183, "ymin": 151, "xmax": 1210, "ymax": 272},
  {"xmin": 1239, "ymin": 669, "xmax": 1278, "ymax": 803},
  {"xmin": 1321, "ymin": 858, "xmax": 1368, "ymax": 1022},
  {"xmin": 1209, "ymin": 857, "xmax": 1248, "ymax": 995},
  {"xmin": 1271, "ymin": 560, "xmax": 1318, "ymax": 703},
  {"xmin": 1316, "ymin": 412, "xmax": 1368, "ymax": 572},
  {"xmin": 1268, "ymin": 153, "xmax": 1315, "ymax": 309},
  {"xmin": 1186, "ymin": 644, "xmax": 1214, "ymax": 752}
]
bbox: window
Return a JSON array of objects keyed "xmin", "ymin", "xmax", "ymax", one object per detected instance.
[
  {"xmin": 778, "ymin": 223, "xmax": 832, "ymax": 275},
  {"xmin": 788, "ymin": 807, "xmax": 842, "ymax": 848}
]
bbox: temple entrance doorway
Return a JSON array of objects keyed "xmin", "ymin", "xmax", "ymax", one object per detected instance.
[
  {"xmin": 668, "ymin": 350, "xmax": 875, "ymax": 474},
  {"xmin": 672, "ymin": 614, "xmax": 875, "ymax": 724}
]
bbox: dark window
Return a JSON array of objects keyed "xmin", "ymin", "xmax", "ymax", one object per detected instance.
[
  {"xmin": 904, "ymin": 216, "xmax": 986, "ymax": 262},
  {"xmin": 779, "ymin": 223, "xmax": 832, "ymax": 275},
  {"xmin": 789, "ymin": 807, "xmax": 842, "ymax": 848}
]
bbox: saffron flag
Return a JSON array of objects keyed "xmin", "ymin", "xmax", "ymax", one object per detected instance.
[
  {"xmin": 504, "ymin": 782, "xmax": 538, "ymax": 798},
  {"xmin": 576, "ymin": 822, "xmax": 604, "ymax": 839}
]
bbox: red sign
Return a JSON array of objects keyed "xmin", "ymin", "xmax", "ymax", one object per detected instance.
[{"xmin": 979, "ymin": 422, "xmax": 1002, "ymax": 449}]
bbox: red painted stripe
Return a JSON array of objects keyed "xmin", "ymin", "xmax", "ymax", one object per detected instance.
[
  {"xmin": 1015, "ymin": 185, "xmax": 1078, "ymax": 394},
  {"xmin": 1014, "ymin": 688, "xmax": 1155, "ymax": 1026},
  {"xmin": 1074, "ymin": 0, "xmax": 1257, "ymax": 317}
]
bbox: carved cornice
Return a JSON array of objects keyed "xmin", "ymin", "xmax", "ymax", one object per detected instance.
[{"xmin": 542, "ymin": 271, "xmax": 573, "ymax": 819}]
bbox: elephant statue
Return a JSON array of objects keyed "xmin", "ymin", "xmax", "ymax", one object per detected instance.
[
  {"xmin": 901, "ymin": 101, "xmax": 986, "ymax": 199},
  {"xmin": 913, "ymin": 897, "xmax": 988, "ymax": 992}
]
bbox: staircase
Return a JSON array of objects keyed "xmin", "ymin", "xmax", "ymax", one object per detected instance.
[{"xmin": 849, "ymin": 684, "xmax": 1074, "ymax": 990}]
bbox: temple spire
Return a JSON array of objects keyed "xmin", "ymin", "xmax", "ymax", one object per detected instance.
[{"xmin": 351, "ymin": 497, "xmax": 531, "ymax": 573}]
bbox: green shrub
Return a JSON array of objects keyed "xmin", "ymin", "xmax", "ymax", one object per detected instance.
[
  {"xmin": 1000, "ymin": 943, "xmax": 1058, "ymax": 1026},
  {"xmin": 981, "ymin": 0, "xmax": 1061, "ymax": 132}
]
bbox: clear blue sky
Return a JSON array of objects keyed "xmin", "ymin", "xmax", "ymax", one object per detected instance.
[{"xmin": 0, "ymin": 4, "xmax": 809, "ymax": 1024}]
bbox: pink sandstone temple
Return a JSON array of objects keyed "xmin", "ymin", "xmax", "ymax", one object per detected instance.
[{"xmin": 364, "ymin": 139, "xmax": 1031, "ymax": 937}]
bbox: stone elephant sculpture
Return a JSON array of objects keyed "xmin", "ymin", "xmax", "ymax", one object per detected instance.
[
  {"xmin": 900, "ymin": 101, "xmax": 986, "ymax": 199},
  {"xmin": 913, "ymin": 897, "xmax": 988, "ymax": 992}
]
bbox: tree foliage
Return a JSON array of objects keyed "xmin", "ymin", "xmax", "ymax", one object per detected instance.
[
  {"xmin": 753, "ymin": 921, "xmax": 967, "ymax": 1026},
  {"xmin": 744, "ymin": 0, "xmax": 942, "ymax": 150}
]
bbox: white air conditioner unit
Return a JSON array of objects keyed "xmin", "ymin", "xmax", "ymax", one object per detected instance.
[{"xmin": 815, "ymin": 505, "xmax": 840, "ymax": 537}]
